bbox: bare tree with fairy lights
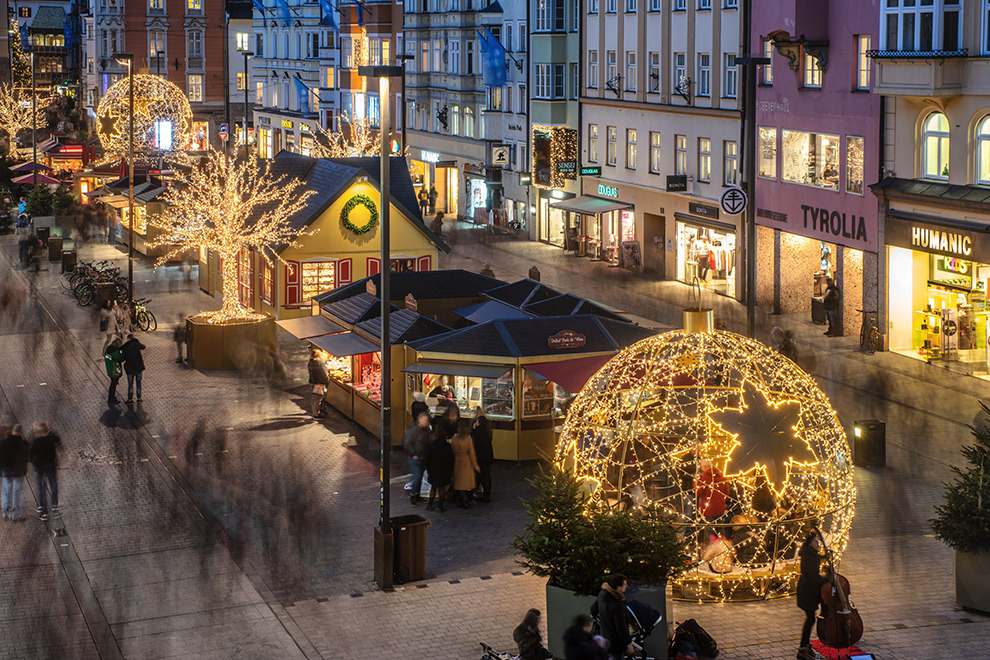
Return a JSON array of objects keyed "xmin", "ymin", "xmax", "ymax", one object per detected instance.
[
  {"xmin": 0, "ymin": 82, "xmax": 48, "ymax": 150},
  {"xmin": 310, "ymin": 110, "xmax": 382, "ymax": 159},
  {"xmin": 149, "ymin": 150, "xmax": 317, "ymax": 323}
]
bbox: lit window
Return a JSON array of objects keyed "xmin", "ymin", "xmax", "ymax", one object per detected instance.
[
  {"xmin": 922, "ymin": 112, "xmax": 950, "ymax": 180},
  {"xmin": 606, "ymin": 126, "xmax": 616, "ymax": 166},
  {"xmin": 187, "ymin": 0, "xmax": 201, "ymax": 10},
  {"xmin": 856, "ymin": 35, "xmax": 871, "ymax": 90},
  {"xmin": 649, "ymin": 131, "xmax": 661, "ymax": 173},
  {"xmin": 256, "ymin": 81, "xmax": 264, "ymax": 105},
  {"xmin": 188, "ymin": 74, "xmax": 203, "ymax": 102},
  {"xmin": 723, "ymin": 141, "xmax": 738, "ymax": 185},
  {"xmin": 625, "ymin": 52, "xmax": 636, "ymax": 91},
  {"xmin": 758, "ymin": 127, "xmax": 777, "ymax": 179},
  {"xmin": 626, "ymin": 129, "xmax": 637, "ymax": 169},
  {"xmin": 761, "ymin": 39, "xmax": 774, "ymax": 85},
  {"xmin": 237, "ymin": 33, "xmax": 251, "ymax": 51},
  {"xmin": 675, "ymin": 134, "xmax": 687, "ymax": 175},
  {"xmin": 261, "ymin": 260, "xmax": 274, "ymax": 304},
  {"xmin": 781, "ymin": 130, "xmax": 840, "ymax": 189},
  {"xmin": 301, "ymin": 261, "xmax": 336, "ymax": 301},
  {"xmin": 698, "ymin": 138, "xmax": 711, "ymax": 182},
  {"xmin": 804, "ymin": 52, "xmax": 822, "ymax": 88},
  {"xmin": 846, "ymin": 136, "xmax": 865, "ymax": 194},
  {"xmin": 589, "ymin": 124, "xmax": 599, "ymax": 163},
  {"xmin": 238, "ymin": 249, "xmax": 254, "ymax": 310},
  {"xmin": 464, "ymin": 107, "xmax": 474, "ymax": 138},
  {"xmin": 977, "ymin": 116, "xmax": 990, "ymax": 184},
  {"xmin": 237, "ymin": 72, "xmax": 247, "ymax": 91}
]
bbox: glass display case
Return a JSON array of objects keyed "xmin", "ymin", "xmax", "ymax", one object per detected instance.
[
  {"xmin": 354, "ymin": 352, "xmax": 381, "ymax": 403},
  {"xmin": 415, "ymin": 371, "xmax": 515, "ymax": 421}
]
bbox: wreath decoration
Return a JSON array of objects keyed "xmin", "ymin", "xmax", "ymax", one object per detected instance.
[{"xmin": 340, "ymin": 194, "xmax": 379, "ymax": 236}]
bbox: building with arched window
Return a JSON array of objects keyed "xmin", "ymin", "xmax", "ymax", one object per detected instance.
[{"xmin": 872, "ymin": 1, "xmax": 990, "ymax": 379}]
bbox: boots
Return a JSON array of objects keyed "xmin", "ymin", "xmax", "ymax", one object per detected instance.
[{"xmin": 796, "ymin": 644, "xmax": 815, "ymax": 660}]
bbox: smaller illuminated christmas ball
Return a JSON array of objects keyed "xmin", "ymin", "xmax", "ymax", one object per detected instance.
[
  {"xmin": 555, "ymin": 310, "xmax": 855, "ymax": 602},
  {"xmin": 96, "ymin": 74, "xmax": 193, "ymax": 160}
]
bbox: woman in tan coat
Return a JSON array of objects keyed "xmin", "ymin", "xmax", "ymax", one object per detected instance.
[{"xmin": 450, "ymin": 418, "xmax": 479, "ymax": 509}]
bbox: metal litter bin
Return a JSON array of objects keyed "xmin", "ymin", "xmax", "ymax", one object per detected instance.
[
  {"xmin": 853, "ymin": 419, "xmax": 886, "ymax": 468},
  {"xmin": 61, "ymin": 248, "xmax": 77, "ymax": 273},
  {"xmin": 48, "ymin": 237, "xmax": 63, "ymax": 261},
  {"xmin": 390, "ymin": 514, "xmax": 430, "ymax": 584},
  {"xmin": 36, "ymin": 226, "xmax": 50, "ymax": 246}
]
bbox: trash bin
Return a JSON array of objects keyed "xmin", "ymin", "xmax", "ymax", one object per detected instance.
[
  {"xmin": 852, "ymin": 419, "xmax": 885, "ymax": 468},
  {"xmin": 61, "ymin": 248, "xmax": 77, "ymax": 274},
  {"xmin": 48, "ymin": 237, "xmax": 63, "ymax": 261},
  {"xmin": 390, "ymin": 514, "xmax": 430, "ymax": 584},
  {"xmin": 36, "ymin": 226, "xmax": 50, "ymax": 246},
  {"xmin": 95, "ymin": 282, "xmax": 117, "ymax": 308}
]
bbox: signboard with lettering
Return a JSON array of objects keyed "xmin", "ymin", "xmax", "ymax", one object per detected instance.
[
  {"xmin": 581, "ymin": 166, "xmax": 602, "ymax": 176},
  {"xmin": 598, "ymin": 183, "xmax": 618, "ymax": 198},
  {"xmin": 556, "ymin": 161, "xmax": 577, "ymax": 174},
  {"xmin": 492, "ymin": 145, "xmax": 509, "ymax": 167},
  {"xmin": 666, "ymin": 175, "xmax": 687, "ymax": 192},
  {"xmin": 753, "ymin": 196, "xmax": 878, "ymax": 252},
  {"xmin": 405, "ymin": 293, "xmax": 418, "ymax": 312},
  {"xmin": 548, "ymin": 330, "xmax": 587, "ymax": 349},
  {"xmin": 281, "ymin": 119, "xmax": 294, "ymax": 129},
  {"xmin": 688, "ymin": 202, "xmax": 719, "ymax": 220},
  {"xmin": 885, "ymin": 215, "xmax": 990, "ymax": 263}
]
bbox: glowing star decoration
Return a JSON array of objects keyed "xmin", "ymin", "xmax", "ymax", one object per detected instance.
[
  {"xmin": 96, "ymin": 73, "xmax": 192, "ymax": 162},
  {"xmin": 711, "ymin": 382, "xmax": 814, "ymax": 493},
  {"xmin": 147, "ymin": 150, "xmax": 317, "ymax": 324},
  {"xmin": 555, "ymin": 325, "xmax": 855, "ymax": 603}
]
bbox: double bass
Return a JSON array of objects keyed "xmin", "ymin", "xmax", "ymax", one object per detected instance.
[{"xmin": 814, "ymin": 528, "xmax": 864, "ymax": 649}]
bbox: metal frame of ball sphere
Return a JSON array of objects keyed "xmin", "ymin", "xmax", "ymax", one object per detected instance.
[{"xmin": 96, "ymin": 73, "xmax": 193, "ymax": 162}]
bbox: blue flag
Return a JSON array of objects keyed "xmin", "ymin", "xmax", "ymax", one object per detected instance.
[
  {"xmin": 276, "ymin": 0, "xmax": 292, "ymax": 26},
  {"xmin": 355, "ymin": 0, "xmax": 365, "ymax": 27},
  {"xmin": 63, "ymin": 16, "xmax": 77, "ymax": 51},
  {"xmin": 294, "ymin": 76, "xmax": 311, "ymax": 115},
  {"xmin": 319, "ymin": 0, "xmax": 339, "ymax": 32},
  {"xmin": 476, "ymin": 28, "xmax": 506, "ymax": 88},
  {"xmin": 253, "ymin": 0, "xmax": 268, "ymax": 27}
]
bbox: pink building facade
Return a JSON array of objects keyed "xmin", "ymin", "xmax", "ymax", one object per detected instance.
[{"xmin": 753, "ymin": 1, "xmax": 880, "ymax": 337}]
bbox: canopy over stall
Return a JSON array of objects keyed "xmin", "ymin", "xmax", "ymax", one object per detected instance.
[{"xmin": 276, "ymin": 315, "xmax": 347, "ymax": 340}]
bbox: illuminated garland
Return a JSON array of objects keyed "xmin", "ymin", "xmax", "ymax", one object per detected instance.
[
  {"xmin": 0, "ymin": 82, "xmax": 49, "ymax": 141},
  {"xmin": 532, "ymin": 124, "xmax": 578, "ymax": 190},
  {"xmin": 340, "ymin": 194, "xmax": 379, "ymax": 236},
  {"xmin": 555, "ymin": 328, "xmax": 856, "ymax": 603},
  {"xmin": 96, "ymin": 73, "xmax": 192, "ymax": 162}
]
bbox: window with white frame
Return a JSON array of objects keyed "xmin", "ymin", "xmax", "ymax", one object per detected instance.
[
  {"xmin": 256, "ymin": 81, "xmax": 264, "ymax": 105},
  {"xmin": 237, "ymin": 32, "xmax": 251, "ymax": 51},
  {"xmin": 518, "ymin": 84, "xmax": 526, "ymax": 112},
  {"xmin": 504, "ymin": 23, "xmax": 513, "ymax": 51},
  {"xmin": 650, "ymin": 131, "xmax": 661, "ymax": 173},
  {"xmin": 674, "ymin": 53, "xmax": 686, "ymax": 91},
  {"xmin": 573, "ymin": 0, "xmax": 580, "ymax": 29},
  {"xmin": 420, "ymin": 41, "xmax": 428, "ymax": 72},
  {"xmin": 922, "ymin": 112, "xmax": 950, "ymax": 179},
  {"xmin": 188, "ymin": 74, "xmax": 203, "ymax": 101},
  {"xmin": 467, "ymin": 41, "xmax": 476, "ymax": 73},
  {"xmin": 649, "ymin": 52, "xmax": 660, "ymax": 92},
  {"xmin": 149, "ymin": 0, "xmax": 163, "ymax": 9},
  {"xmin": 590, "ymin": 0, "xmax": 599, "ymax": 11},
  {"xmin": 519, "ymin": 22, "xmax": 527, "ymax": 50},
  {"xmin": 723, "ymin": 53, "xmax": 737, "ymax": 98},
  {"xmin": 450, "ymin": 40, "xmax": 461, "ymax": 74},
  {"xmin": 758, "ymin": 127, "xmax": 777, "ymax": 178},
  {"xmin": 724, "ymin": 0, "xmax": 737, "ymax": 6},
  {"xmin": 804, "ymin": 52, "xmax": 822, "ymax": 88},
  {"xmin": 465, "ymin": 107, "xmax": 475, "ymax": 138},
  {"xmin": 571, "ymin": 63, "xmax": 579, "ymax": 98},
  {"xmin": 698, "ymin": 137, "xmax": 711, "ymax": 182},
  {"xmin": 761, "ymin": 38, "xmax": 774, "ymax": 84},
  {"xmin": 674, "ymin": 0, "xmax": 685, "ymax": 8},
  {"xmin": 846, "ymin": 136, "xmax": 865, "ymax": 194},
  {"xmin": 451, "ymin": 105, "xmax": 460, "ymax": 135},
  {"xmin": 697, "ymin": 53, "xmax": 710, "ymax": 97},
  {"xmin": 675, "ymin": 134, "xmax": 687, "ymax": 175},
  {"xmin": 589, "ymin": 124, "xmax": 599, "ymax": 163},
  {"xmin": 607, "ymin": 0, "xmax": 616, "ymax": 12},
  {"xmin": 536, "ymin": 0, "xmax": 552, "ymax": 30},
  {"xmin": 589, "ymin": 50, "xmax": 599, "ymax": 87},
  {"xmin": 724, "ymin": 141, "xmax": 738, "ymax": 185},
  {"xmin": 488, "ymin": 87, "xmax": 502, "ymax": 111},
  {"xmin": 650, "ymin": 0, "xmax": 661, "ymax": 9},
  {"xmin": 535, "ymin": 64, "xmax": 551, "ymax": 98},
  {"xmin": 626, "ymin": 129, "xmax": 637, "ymax": 169},
  {"xmin": 506, "ymin": 85, "xmax": 514, "ymax": 113},
  {"xmin": 187, "ymin": 0, "xmax": 201, "ymax": 10},
  {"xmin": 977, "ymin": 116, "xmax": 990, "ymax": 183},
  {"xmin": 882, "ymin": 0, "xmax": 962, "ymax": 52},
  {"xmin": 553, "ymin": 64, "xmax": 565, "ymax": 98},
  {"xmin": 626, "ymin": 0, "xmax": 636, "ymax": 12},
  {"xmin": 625, "ymin": 52, "xmax": 636, "ymax": 91},
  {"xmin": 188, "ymin": 30, "xmax": 203, "ymax": 59},
  {"xmin": 149, "ymin": 30, "xmax": 165, "ymax": 63},
  {"xmin": 607, "ymin": 126, "xmax": 617, "ymax": 165},
  {"xmin": 856, "ymin": 35, "xmax": 871, "ymax": 90},
  {"xmin": 698, "ymin": 0, "xmax": 711, "ymax": 8},
  {"xmin": 607, "ymin": 50, "xmax": 617, "ymax": 84}
]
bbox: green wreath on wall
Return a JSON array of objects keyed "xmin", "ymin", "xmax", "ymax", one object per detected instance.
[{"xmin": 340, "ymin": 194, "xmax": 379, "ymax": 236}]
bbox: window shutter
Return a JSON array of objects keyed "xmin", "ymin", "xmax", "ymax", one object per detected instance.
[
  {"xmin": 416, "ymin": 255, "xmax": 431, "ymax": 272},
  {"xmin": 285, "ymin": 260, "xmax": 300, "ymax": 306},
  {"xmin": 366, "ymin": 257, "xmax": 381, "ymax": 277},
  {"xmin": 337, "ymin": 257, "xmax": 352, "ymax": 284}
]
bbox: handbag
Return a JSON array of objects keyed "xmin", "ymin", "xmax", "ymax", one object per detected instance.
[{"xmin": 100, "ymin": 317, "xmax": 109, "ymax": 332}]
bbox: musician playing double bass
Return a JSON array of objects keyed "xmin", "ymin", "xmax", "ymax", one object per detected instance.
[{"xmin": 795, "ymin": 533, "xmax": 831, "ymax": 660}]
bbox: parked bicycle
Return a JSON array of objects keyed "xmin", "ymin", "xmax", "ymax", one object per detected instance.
[
  {"xmin": 858, "ymin": 309, "xmax": 880, "ymax": 354},
  {"xmin": 71, "ymin": 261, "xmax": 127, "ymax": 306},
  {"xmin": 131, "ymin": 297, "xmax": 157, "ymax": 332}
]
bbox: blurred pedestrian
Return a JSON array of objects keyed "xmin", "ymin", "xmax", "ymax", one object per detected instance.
[
  {"xmin": 563, "ymin": 614, "xmax": 606, "ymax": 660},
  {"xmin": 451, "ymin": 418, "xmax": 479, "ymax": 509},
  {"xmin": 513, "ymin": 608, "xmax": 552, "ymax": 660},
  {"xmin": 418, "ymin": 188, "xmax": 429, "ymax": 216},
  {"xmin": 433, "ymin": 400, "xmax": 460, "ymax": 442},
  {"xmin": 103, "ymin": 338, "xmax": 124, "ymax": 406},
  {"xmin": 403, "ymin": 410, "xmax": 432, "ymax": 506},
  {"xmin": 99, "ymin": 299, "xmax": 113, "ymax": 337},
  {"xmin": 0, "ymin": 425, "xmax": 30, "ymax": 521},
  {"xmin": 823, "ymin": 277, "xmax": 841, "ymax": 337},
  {"xmin": 29, "ymin": 422, "xmax": 61, "ymax": 521},
  {"xmin": 307, "ymin": 347, "xmax": 329, "ymax": 419},
  {"xmin": 424, "ymin": 429, "xmax": 454, "ymax": 512},
  {"xmin": 173, "ymin": 314, "xmax": 187, "ymax": 363},
  {"xmin": 430, "ymin": 211, "xmax": 444, "ymax": 236},
  {"xmin": 111, "ymin": 300, "xmax": 131, "ymax": 342},
  {"xmin": 471, "ymin": 407, "xmax": 494, "ymax": 502},
  {"xmin": 410, "ymin": 391, "xmax": 428, "ymax": 421},
  {"xmin": 121, "ymin": 333, "xmax": 146, "ymax": 404},
  {"xmin": 428, "ymin": 185, "xmax": 438, "ymax": 214}
]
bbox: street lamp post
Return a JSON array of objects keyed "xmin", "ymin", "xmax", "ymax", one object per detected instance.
[
  {"xmin": 359, "ymin": 64, "xmax": 403, "ymax": 591},
  {"xmin": 242, "ymin": 51, "xmax": 253, "ymax": 156},
  {"xmin": 31, "ymin": 51, "xmax": 36, "ymax": 186},
  {"xmin": 114, "ymin": 53, "xmax": 135, "ymax": 302},
  {"xmin": 395, "ymin": 55, "xmax": 414, "ymax": 155}
]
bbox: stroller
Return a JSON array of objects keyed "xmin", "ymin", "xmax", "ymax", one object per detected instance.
[
  {"xmin": 478, "ymin": 642, "xmax": 518, "ymax": 660},
  {"xmin": 626, "ymin": 600, "xmax": 665, "ymax": 660}
]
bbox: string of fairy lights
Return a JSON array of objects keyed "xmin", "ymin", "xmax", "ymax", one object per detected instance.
[
  {"xmin": 0, "ymin": 83, "xmax": 50, "ymax": 144},
  {"xmin": 96, "ymin": 73, "xmax": 193, "ymax": 163},
  {"xmin": 556, "ymin": 328, "xmax": 856, "ymax": 602}
]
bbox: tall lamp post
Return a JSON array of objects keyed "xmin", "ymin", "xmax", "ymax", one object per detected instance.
[
  {"xmin": 113, "ymin": 53, "xmax": 135, "ymax": 302},
  {"xmin": 242, "ymin": 51, "xmax": 253, "ymax": 156},
  {"xmin": 359, "ymin": 64, "xmax": 403, "ymax": 591},
  {"xmin": 31, "ymin": 50, "xmax": 37, "ymax": 185}
]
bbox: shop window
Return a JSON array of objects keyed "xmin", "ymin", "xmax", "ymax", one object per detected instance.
[
  {"xmin": 626, "ymin": 129, "xmax": 637, "ymax": 169},
  {"xmin": 606, "ymin": 126, "xmax": 617, "ymax": 166},
  {"xmin": 676, "ymin": 222, "xmax": 736, "ymax": 297},
  {"xmin": 650, "ymin": 131, "xmax": 661, "ymax": 173},
  {"xmin": 354, "ymin": 352, "xmax": 382, "ymax": 403},
  {"xmin": 416, "ymin": 370, "xmax": 514, "ymax": 420},
  {"xmin": 188, "ymin": 74, "xmax": 203, "ymax": 102},
  {"xmin": 922, "ymin": 112, "xmax": 950, "ymax": 180},
  {"xmin": 723, "ymin": 141, "xmax": 738, "ymax": 185},
  {"xmin": 978, "ymin": 116, "xmax": 990, "ymax": 184},
  {"xmin": 183, "ymin": 121, "xmax": 209, "ymax": 151},
  {"xmin": 758, "ymin": 127, "xmax": 777, "ymax": 179},
  {"xmin": 588, "ymin": 124, "xmax": 599, "ymax": 163},
  {"xmin": 698, "ymin": 137, "xmax": 711, "ymax": 183},
  {"xmin": 301, "ymin": 260, "xmax": 336, "ymax": 302},
  {"xmin": 675, "ymin": 134, "xmax": 687, "ymax": 175},
  {"xmin": 803, "ymin": 52, "xmax": 822, "ymax": 88},
  {"xmin": 261, "ymin": 259, "xmax": 274, "ymax": 304},
  {"xmin": 238, "ymin": 249, "xmax": 254, "ymax": 310},
  {"xmin": 522, "ymin": 369, "xmax": 569, "ymax": 418},
  {"xmin": 846, "ymin": 136, "xmax": 865, "ymax": 195},
  {"xmin": 781, "ymin": 130, "xmax": 840, "ymax": 189}
]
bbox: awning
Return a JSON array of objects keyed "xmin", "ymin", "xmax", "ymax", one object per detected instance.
[
  {"xmin": 12, "ymin": 173, "xmax": 60, "ymax": 185},
  {"xmin": 309, "ymin": 331, "xmax": 379, "ymax": 356},
  {"xmin": 549, "ymin": 195, "xmax": 632, "ymax": 215},
  {"xmin": 11, "ymin": 161, "xmax": 53, "ymax": 172},
  {"xmin": 452, "ymin": 300, "xmax": 533, "ymax": 324},
  {"xmin": 276, "ymin": 315, "xmax": 347, "ymax": 340},
  {"xmin": 403, "ymin": 360, "xmax": 511, "ymax": 379},
  {"xmin": 524, "ymin": 354, "xmax": 614, "ymax": 393}
]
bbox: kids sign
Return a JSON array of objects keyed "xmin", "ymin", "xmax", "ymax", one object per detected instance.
[{"xmin": 548, "ymin": 330, "xmax": 587, "ymax": 349}]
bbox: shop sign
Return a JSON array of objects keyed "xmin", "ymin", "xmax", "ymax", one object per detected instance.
[
  {"xmin": 300, "ymin": 124, "xmax": 311, "ymax": 133},
  {"xmin": 464, "ymin": 162, "xmax": 483, "ymax": 175},
  {"xmin": 801, "ymin": 205, "xmax": 868, "ymax": 242},
  {"xmin": 405, "ymin": 293, "xmax": 418, "ymax": 312},
  {"xmin": 598, "ymin": 184, "xmax": 618, "ymax": 198},
  {"xmin": 281, "ymin": 119, "xmax": 294, "ymax": 129},
  {"xmin": 885, "ymin": 216, "xmax": 990, "ymax": 262},
  {"xmin": 581, "ymin": 166, "xmax": 601, "ymax": 176},
  {"xmin": 688, "ymin": 202, "xmax": 719, "ymax": 220},
  {"xmin": 548, "ymin": 330, "xmax": 587, "ymax": 349},
  {"xmin": 557, "ymin": 161, "xmax": 577, "ymax": 174},
  {"xmin": 366, "ymin": 280, "xmax": 377, "ymax": 296},
  {"xmin": 757, "ymin": 208, "xmax": 787, "ymax": 223},
  {"xmin": 491, "ymin": 145, "xmax": 509, "ymax": 167},
  {"xmin": 666, "ymin": 175, "xmax": 687, "ymax": 192},
  {"xmin": 912, "ymin": 226, "xmax": 972, "ymax": 257},
  {"xmin": 939, "ymin": 257, "xmax": 969, "ymax": 274},
  {"xmin": 421, "ymin": 149, "xmax": 441, "ymax": 163}
]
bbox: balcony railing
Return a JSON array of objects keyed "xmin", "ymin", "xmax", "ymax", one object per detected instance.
[{"xmin": 867, "ymin": 48, "xmax": 968, "ymax": 59}]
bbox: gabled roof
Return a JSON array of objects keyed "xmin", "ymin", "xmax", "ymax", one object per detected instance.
[
  {"xmin": 322, "ymin": 291, "xmax": 389, "ymax": 324},
  {"xmin": 483, "ymin": 278, "xmax": 560, "ymax": 308},
  {"xmin": 356, "ymin": 308, "xmax": 451, "ymax": 344},
  {"xmin": 313, "ymin": 269, "xmax": 504, "ymax": 306},
  {"xmin": 522, "ymin": 293, "xmax": 626, "ymax": 322},
  {"xmin": 30, "ymin": 6, "xmax": 65, "ymax": 31}
]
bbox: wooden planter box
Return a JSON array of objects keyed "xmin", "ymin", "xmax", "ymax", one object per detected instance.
[
  {"xmin": 186, "ymin": 313, "xmax": 276, "ymax": 370},
  {"xmin": 956, "ymin": 550, "xmax": 990, "ymax": 614}
]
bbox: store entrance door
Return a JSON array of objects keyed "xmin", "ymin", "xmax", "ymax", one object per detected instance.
[{"xmin": 643, "ymin": 213, "xmax": 665, "ymax": 278}]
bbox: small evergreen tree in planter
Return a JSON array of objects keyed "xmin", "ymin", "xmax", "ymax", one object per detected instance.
[
  {"xmin": 513, "ymin": 469, "xmax": 688, "ymax": 656},
  {"xmin": 25, "ymin": 184, "xmax": 54, "ymax": 217},
  {"xmin": 931, "ymin": 403, "xmax": 990, "ymax": 613}
]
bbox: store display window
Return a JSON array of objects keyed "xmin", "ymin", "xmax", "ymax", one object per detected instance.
[
  {"xmin": 781, "ymin": 130, "xmax": 839, "ymax": 190},
  {"xmin": 758, "ymin": 127, "xmax": 777, "ymax": 179},
  {"xmin": 521, "ymin": 369, "xmax": 575, "ymax": 419},
  {"xmin": 301, "ymin": 260, "xmax": 336, "ymax": 301},
  {"xmin": 415, "ymin": 370, "xmax": 515, "ymax": 421},
  {"xmin": 354, "ymin": 352, "xmax": 382, "ymax": 403},
  {"xmin": 183, "ymin": 121, "xmax": 210, "ymax": 151},
  {"xmin": 120, "ymin": 206, "xmax": 147, "ymax": 235},
  {"xmin": 675, "ymin": 222, "xmax": 737, "ymax": 297}
]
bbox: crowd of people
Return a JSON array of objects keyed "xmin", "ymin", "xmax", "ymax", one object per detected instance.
[{"xmin": 0, "ymin": 422, "xmax": 62, "ymax": 522}]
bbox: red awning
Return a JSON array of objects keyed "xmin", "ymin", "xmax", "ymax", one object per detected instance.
[{"xmin": 524, "ymin": 354, "xmax": 614, "ymax": 394}]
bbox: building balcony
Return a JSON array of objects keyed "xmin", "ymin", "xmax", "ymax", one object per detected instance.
[
  {"xmin": 404, "ymin": 11, "xmax": 478, "ymax": 30},
  {"xmin": 187, "ymin": 56, "xmax": 204, "ymax": 70},
  {"xmin": 29, "ymin": 45, "xmax": 66, "ymax": 55},
  {"xmin": 869, "ymin": 49, "xmax": 977, "ymax": 97}
]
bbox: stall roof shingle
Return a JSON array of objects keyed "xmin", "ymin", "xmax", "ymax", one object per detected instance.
[
  {"xmin": 322, "ymin": 291, "xmax": 386, "ymax": 324},
  {"xmin": 356, "ymin": 308, "xmax": 451, "ymax": 343},
  {"xmin": 313, "ymin": 269, "xmax": 504, "ymax": 305}
]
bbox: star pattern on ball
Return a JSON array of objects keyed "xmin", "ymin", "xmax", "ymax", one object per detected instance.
[
  {"xmin": 96, "ymin": 73, "xmax": 192, "ymax": 162},
  {"xmin": 98, "ymin": 112, "xmax": 118, "ymax": 137},
  {"xmin": 711, "ymin": 381, "xmax": 816, "ymax": 494}
]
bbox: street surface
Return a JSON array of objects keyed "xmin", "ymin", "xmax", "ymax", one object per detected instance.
[{"xmin": 0, "ymin": 224, "xmax": 987, "ymax": 659}]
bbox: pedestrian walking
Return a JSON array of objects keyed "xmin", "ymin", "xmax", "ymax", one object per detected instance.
[
  {"xmin": 451, "ymin": 418, "xmax": 479, "ymax": 509},
  {"xmin": 410, "ymin": 391, "xmax": 429, "ymax": 421},
  {"xmin": 513, "ymin": 608, "xmax": 552, "ymax": 660},
  {"xmin": 796, "ymin": 533, "xmax": 831, "ymax": 659},
  {"xmin": 0, "ymin": 425, "xmax": 30, "ymax": 521},
  {"xmin": 418, "ymin": 188, "xmax": 430, "ymax": 216},
  {"xmin": 29, "ymin": 422, "xmax": 61, "ymax": 521},
  {"xmin": 307, "ymin": 348, "xmax": 329, "ymax": 419},
  {"xmin": 104, "ymin": 338, "xmax": 124, "ymax": 406},
  {"xmin": 424, "ymin": 430, "xmax": 454, "ymax": 512},
  {"xmin": 433, "ymin": 402, "xmax": 460, "ymax": 442},
  {"xmin": 823, "ymin": 276, "xmax": 841, "ymax": 337},
  {"xmin": 99, "ymin": 299, "xmax": 113, "ymax": 336},
  {"xmin": 121, "ymin": 333, "xmax": 146, "ymax": 404},
  {"xmin": 590, "ymin": 574, "xmax": 634, "ymax": 660},
  {"xmin": 563, "ymin": 614, "xmax": 607, "ymax": 660},
  {"xmin": 430, "ymin": 211, "xmax": 444, "ymax": 236},
  {"xmin": 471, "ymin": 407, "xmax": 494, "ymax": 502},
  {"xmin": 402, "ymin": 411, "xmax": 432, "ymax": 506},
  {"xmin": 428, "ymin": 185, "xmax": 438, "ymax": 214},
  {"xmin": 173, "ymin": 314, "xmax": 187, "ymax": 363}
]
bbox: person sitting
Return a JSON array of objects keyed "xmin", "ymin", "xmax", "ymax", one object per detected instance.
[{"xmin": 513, "ymin": 608, "xmax": 552, "ymax": 660}]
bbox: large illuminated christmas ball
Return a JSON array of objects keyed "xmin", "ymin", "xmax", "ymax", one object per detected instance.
[
  {"xmin": 555, "ymin": 311, "xmax": 855, "ymax": 602},
  {"xmin": 96, "ymin": 73, "xmax": 192, "ymax": 160}
]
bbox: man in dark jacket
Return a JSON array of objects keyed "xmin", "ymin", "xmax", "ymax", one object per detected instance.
[
  {"xmin": 307, "ymin": 348, "xmax": 329, "ymax": 419},
  {"xmin": 563, "ymin": 614, "xmax": 607, "ymax": 660},
  {"xmin": 590, "ymin": 573, "xmax": 632, "ymax": 660},
  {"xmin": 30, "ymin": 422, "xmax": 61, "ymax": 520},
  {"xmin": 0, "ymin": 425, "xmax": 31, "ymax": 521},
  {"xmin": 471, "ymin": 408, "xmax": 494, "ymax": 502},
  {"xmin": 403, "ymin": 411, "xmax": 432, "ymax": 505},
  {"xmin": 104, "ymin": 338, "xmax": 124, "ymax": 406},
  {"xmin": 120, "ymin": 334, "xmax": 146, "ymax": 404},
  {"xmin": 823, "ymin": 277, "xmax": 841, "ymax": 337},
  {"xmin": 796, "ymin": 533, "xmax": 830, "ymax": 658}
]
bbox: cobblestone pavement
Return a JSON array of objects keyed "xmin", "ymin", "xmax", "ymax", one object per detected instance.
[{"xmin": 0, "ymin": 230, "xmax": 987, "ymax": 659}]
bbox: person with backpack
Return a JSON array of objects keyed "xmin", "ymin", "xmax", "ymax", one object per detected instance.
[
  {"xmin": 590, "ymin": 574, "xmax": 633, "ymax": 660},
  {"xmin": 104, "ymin": 338, "xmax": 124, "ymax": 406},
  {"xmin": 29, "ymin": 422, "xmax": 61, "ymax": 521}
]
